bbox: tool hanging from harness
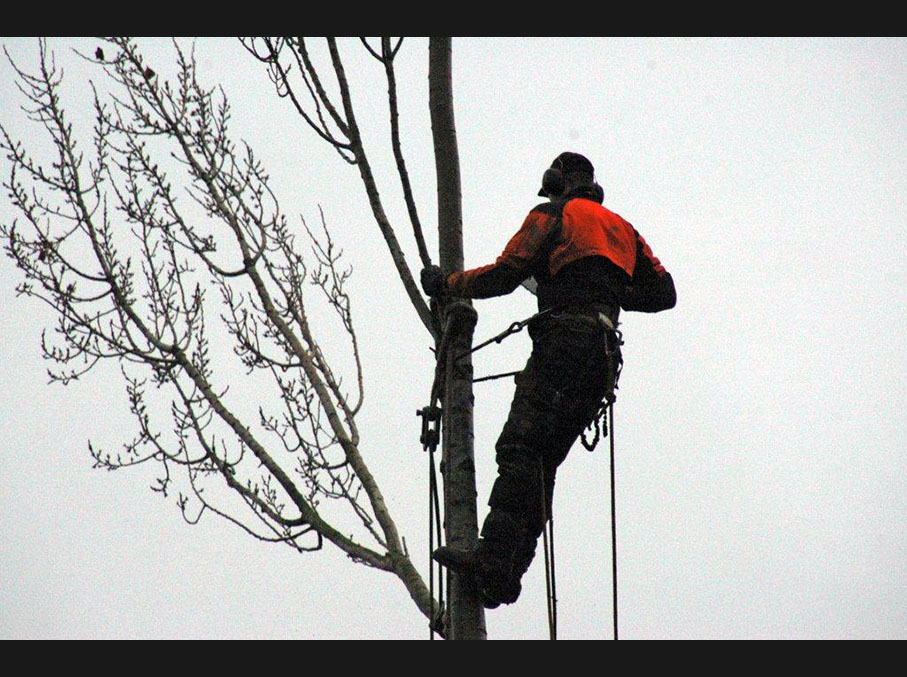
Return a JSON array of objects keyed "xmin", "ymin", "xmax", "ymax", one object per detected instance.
[{"xmin": 580, "ymin": 320, "xmax": 624, "ymax": 451}]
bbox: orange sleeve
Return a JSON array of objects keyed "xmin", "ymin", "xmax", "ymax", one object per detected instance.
[
  {"xmin": 620, "ymin": 230, "xmax": 676, "ymax": 312},
  {"xmin": 446, "ymin": 208, "xmax": 559, "ymax": 298}
]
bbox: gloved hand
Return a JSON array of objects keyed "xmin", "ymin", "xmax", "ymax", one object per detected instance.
[{"xmin": 420, "ymin": 265, "xmax": 446, "ymax": 297}]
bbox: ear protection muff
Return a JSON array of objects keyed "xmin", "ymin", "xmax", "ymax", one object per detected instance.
[
  {"xmin": 541, "ymin": 167, "xmax": 566, "ymax": 197},
  {"xmin": 538, "ymin": 153, "xmax": 599, "ymax": 198},
  {"xmin": 591, "ymin": 182, "xmax": 604, "ymax": 203},
  {"xmin": 538, "ymin": 155, "xmax": 567, "ymax": 197}
]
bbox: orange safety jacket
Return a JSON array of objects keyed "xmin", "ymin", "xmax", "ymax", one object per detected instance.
[{"xmin": 446, "ymin": 185, "xmax": 676, "ymax": 315}]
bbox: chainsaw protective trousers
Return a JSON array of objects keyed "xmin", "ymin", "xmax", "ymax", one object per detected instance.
[{"xmin": 476, "ymin": 308, "xmax": 621, "ymax": 605}]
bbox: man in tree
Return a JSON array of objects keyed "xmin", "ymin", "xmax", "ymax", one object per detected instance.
[{"xmin": 421, "ymin": 152, "xmax": 676, "ymax": 608}]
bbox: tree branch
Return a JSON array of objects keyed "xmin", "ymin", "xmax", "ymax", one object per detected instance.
[{"xmin": 382, "ymin": 37, "xmax": 431, "ymax": 269}]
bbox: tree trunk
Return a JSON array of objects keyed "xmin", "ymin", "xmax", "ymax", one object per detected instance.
[{"xmin": 429, "ymin": 37, "xmax": 487, "ymax": 641}]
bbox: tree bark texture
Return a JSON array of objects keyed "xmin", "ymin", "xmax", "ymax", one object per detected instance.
[{"xmin": 429, "ymin": 37, "xmax": 487, "ymax": 640}]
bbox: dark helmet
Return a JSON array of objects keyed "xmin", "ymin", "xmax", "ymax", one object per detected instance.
[{"xmin": 538, "ymin": 152, "xmax": 595, "ymax": 197}]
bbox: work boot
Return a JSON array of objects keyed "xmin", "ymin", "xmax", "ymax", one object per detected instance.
[
  {"xmin": 432, "ymin": 546, "xmax": 479, "ymax": 574},
  {"xmin": 432, "ymin": 546, "xmax": 503, "ymax": 610}
]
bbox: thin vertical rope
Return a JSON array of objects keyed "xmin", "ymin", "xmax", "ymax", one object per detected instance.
[
  {"xmin": 428, "ymin": 446, "xmax": 444, "ymax": 639},
  {"xmin": 540, "ymin": 461, "xmax": 557, "ymax": 640},
  {"xmin": 548, "ymin": 508, "xmax": 558, "ymax": 638},
  {"xmin": 609, "ymin": 403, "xmax": 618, "ymax": 641},
  {"xmin": 432, "ymin": 452, "xmax": 444, "ymax": 631},
  {"xmin": 429, "ymin": 448, "xmax": 436, "ymax": 639}
]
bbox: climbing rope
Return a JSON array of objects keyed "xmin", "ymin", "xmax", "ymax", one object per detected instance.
[
  {"xmin": 417, "ymin": 402, "xmax": 444, "ymax": 640},
  {"xmin": 418, "ymin": 313, "xmax": 451, "ymax": 640},
  {"xmin": 429, "ymin": 440, "xmax": 444, "ymax": 639},
  {"xmin": 546, "ymin": 511, "xmax": 558, "ymax": 639},
  {"xmin": 609, "ymin": 403, "xmax": 618, "ymax": 641},
  {"xmin": 539, "ymin": 461, "xmax": 558, "ymax": 640},
  {"xmin": 458, "ymin": 310, "xmax": 547, "ymax": 362},
  {"xmin": 473, "ymin": 370, "xmax": 522, "ymax": 384},
  {"xmin": 460, "ymin": 309, "xmax": 552, "ymax": 384}
]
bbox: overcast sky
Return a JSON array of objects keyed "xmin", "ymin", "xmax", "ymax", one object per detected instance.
[{"xmin": 1, "ymin": 37, "xmax": 904, "ymax": 640}]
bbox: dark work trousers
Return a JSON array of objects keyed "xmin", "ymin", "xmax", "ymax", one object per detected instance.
[{"xmin": 476, "ymin": 309, "xmax": 621, "ymax": 605}]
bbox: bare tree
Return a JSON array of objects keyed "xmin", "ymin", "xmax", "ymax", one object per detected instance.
[
  {"xmin": 1, "ymin": 37, "xmax": 482, "ymax": 637},
  {"xmin": 240, "ymin": 35, "xmax": 485, "ymax": 639}
]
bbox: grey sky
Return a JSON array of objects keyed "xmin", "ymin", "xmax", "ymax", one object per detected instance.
[{"xmin": 1, "ymin": 37, "xmax": 904, "ymax": 639}]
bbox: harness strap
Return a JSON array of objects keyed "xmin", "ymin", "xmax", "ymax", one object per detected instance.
[{"xmin": 457, "ymin": 308, "xmax": 552, "ymax": 362}]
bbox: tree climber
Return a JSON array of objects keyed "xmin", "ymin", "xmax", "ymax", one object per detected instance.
[{"xmin": 421, "ymin": 152, "xmax": 676, "ymax": 609}]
